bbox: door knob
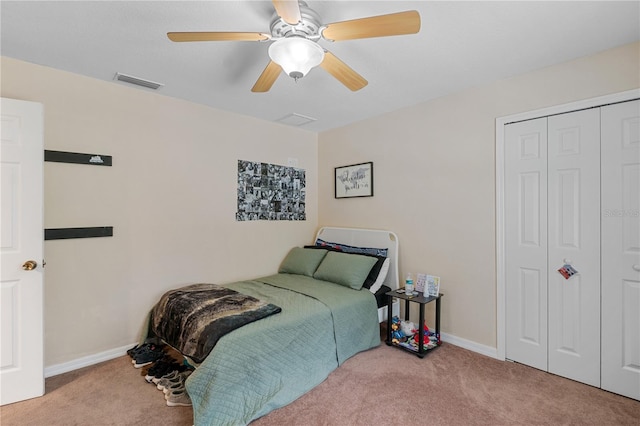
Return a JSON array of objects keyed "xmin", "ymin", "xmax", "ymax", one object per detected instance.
[
  {"xmin": 22, "ymin": 260, "xmax": 38, "ymax": 271},
  {"xmin": 633, "ymin": 265, "xmax": 640, "ymax": 272}
]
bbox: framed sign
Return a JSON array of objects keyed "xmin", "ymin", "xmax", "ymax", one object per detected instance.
[{"xmin": 334, "ymin": 162, "xmax": 373, "ymax": 199}]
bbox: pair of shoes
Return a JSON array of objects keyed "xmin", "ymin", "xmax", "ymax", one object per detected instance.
[
  {"xmin": 132, "ymin": 345, "xmax": 165, "ymax": 368},
  {"xmin": 126, "ymin": 344, "xmax": 140, "ymax": 357},
  {"xmin": 166, "ymin": 389, "xmax": 192, "ymax": 407},
  {"xmin": 164, "ymin": 381, "xmax": 186, "ymax": 396},
  {"xmin": 161, "ymin": 370, "xmax": 192, "ymax": 395},
  {"xmin": 157, "ymin": 370, "xmax": 192, "ymax": 391},
  {"xmin": 127, "ymin": 342, "xmax": 162, "ymax": 359},
  {"xmin": 162, "ymin": 370, "xmax": 193, "ymax": 407},
  {"xmin": 144, "ymin": 359, "xmax": 183, "ymax": 383},
  {"xmin": 152, "ymin": 364, "xmax": 189, "ymax": 385}
]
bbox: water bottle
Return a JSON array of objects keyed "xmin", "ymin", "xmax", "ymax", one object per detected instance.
[{"xmin": 405, "ymin": 272, "xmax": 414, "ymax": 295}]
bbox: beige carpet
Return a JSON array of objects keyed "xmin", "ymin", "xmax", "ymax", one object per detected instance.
[{"xmin": 2, "ymin": 342, "xmax": 638, "ymax": 425}]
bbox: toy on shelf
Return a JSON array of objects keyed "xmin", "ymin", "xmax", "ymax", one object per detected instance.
[
  {"xmin": 412, "ymin": 323, "xmax": 439, "ymax": 349},
  {"xmin": 394, "ymin": 321, "xmax": 440, "ymax": 352},
  {"xmin": 400, "ymin": 320, "xmax": 416, "ymax": 337},
  {"xmin": 390, "ymin": 316, "xmax": 406, "ymax": 344},
  {"xmin": 390, "ymin": 317, "xmax": 441, "ymax": 351}
]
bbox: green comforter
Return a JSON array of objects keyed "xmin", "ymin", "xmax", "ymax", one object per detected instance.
[{"xmin": 185, "ymin": 273, "xmax": 380, "ymax": 426}]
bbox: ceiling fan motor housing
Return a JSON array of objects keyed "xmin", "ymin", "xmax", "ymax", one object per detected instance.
[{"xmin": 270, "ymin": 2, "xmax": 322, "ymax": 40}]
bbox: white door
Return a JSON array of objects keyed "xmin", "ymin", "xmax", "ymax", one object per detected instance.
[
  {"xmin": 0, "ymin": 97, "xmax": 44, "ymax": 405},
  {"xmin": 601, "ymin": 99, "xmax": 640, "ymax": 400},
  {"xmin": 547, "ymin": 109, "xmax": 601, "ymax": 387},
  {"xmin": 505, "ymin": 109, "xmax": 602, "ymax": 387},
  {"xmin": 505, "ymin": 117, "xmax": 549, "ymax": 371}
]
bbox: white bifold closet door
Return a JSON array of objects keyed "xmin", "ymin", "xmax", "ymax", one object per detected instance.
[
  {"xmin": 505, "ymin": 117, "xmax": 549, "ymax": 372},
  {"xmin": 601, "ymin": 100, "xmax": 640, "ymax": 400},
  {"xmin": 546, "ymin": 109, "xmax": 600, "ymax": 387},
  {"xmin": 505, "ymin": 108, "xmax": 601, "ymax": 387}
]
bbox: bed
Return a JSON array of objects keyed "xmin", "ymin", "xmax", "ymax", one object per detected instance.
[{"xmin": 147, "ymin": 227, "xmax": 399, "ymax": 425}]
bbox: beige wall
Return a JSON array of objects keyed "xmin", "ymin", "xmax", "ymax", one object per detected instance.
[
  {"xmin": 2, "ymin": 41, "xmax": 638, "ymax": 366},
  {"xmin": 1, "ymin": 57, "xmax": 318, "ymax": 366},
  {"xmin": 318, "ymin": 42, "xmax": 640, "ymax": 349}
]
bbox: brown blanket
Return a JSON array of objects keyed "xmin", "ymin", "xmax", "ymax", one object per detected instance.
[{"xmin": 149, "ymin": 283, "xmax": 281, "ymax": 363}]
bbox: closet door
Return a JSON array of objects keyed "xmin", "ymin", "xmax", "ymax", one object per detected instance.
[
  {"xmin": 601, "ymin": 100, "xmax": 640, "ymax": 400},
  {"xmin": 547, "ymin": 109, "xmax": 601, "ymax": 387},
  {"xmin": 505, "ymin": 118, "xmax": 548, "ymax": 371}
]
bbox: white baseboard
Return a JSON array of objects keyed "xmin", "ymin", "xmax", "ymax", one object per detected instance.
[
  {"xmin": 440, "ymin": 332, "xmax": 498, "ymax": 359},
  {"xmin": 44, "ymin": 343, "xmax": 136, "ymax": 378},
  {"xmin": 44, "ymin": 332, "xmax": 499, "ymax": 378}
]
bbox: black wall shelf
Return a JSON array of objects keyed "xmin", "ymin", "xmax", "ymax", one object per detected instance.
[
  {"xmin": 45, "ymin": 150, "xmax": 112, "ymax": 166},
  {"xmin": 45, "ymin": 226, "xmax": 113, "ymax": 240}
]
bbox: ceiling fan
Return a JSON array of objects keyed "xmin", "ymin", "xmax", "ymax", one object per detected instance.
[{"xmin": 167, "ymin": 0, "xmax": 420, "ymax": 92}]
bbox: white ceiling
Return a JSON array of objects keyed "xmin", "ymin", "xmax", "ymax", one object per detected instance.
[{"xmin": 2, "ymin": 1, "xmax": 639, "ymax": 133}]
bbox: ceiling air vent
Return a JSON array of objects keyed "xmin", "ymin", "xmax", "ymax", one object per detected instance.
[
  {"xmin": 275, "ymin": 113, "xmax": 317, "ymax": 127},
  {"xmin": 114, "ymin": 72, "xmax": 164, "ymax": 90}
]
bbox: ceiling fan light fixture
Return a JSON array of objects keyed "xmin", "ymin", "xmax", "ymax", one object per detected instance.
[{"xmin": 268, "ymin": 37, "xmax": 324, "ymax": 79}]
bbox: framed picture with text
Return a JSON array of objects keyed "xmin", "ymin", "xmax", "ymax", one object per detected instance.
[
  {"xmin": 426, "ymin": 275, "xmax": 441, "ymax": 297},
  {"xmin": 334, "ymin": 162, "xmax": 373, "ymax": 199}
]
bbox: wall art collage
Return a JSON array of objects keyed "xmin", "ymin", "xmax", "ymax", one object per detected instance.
[{"xmin": 236, "ymin": 160, "xmax": 306, "ymax": 221}]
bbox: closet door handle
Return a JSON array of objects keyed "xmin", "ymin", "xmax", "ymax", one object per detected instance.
[{"xmin": 633, "ymin": 265, "xmax": 640, "ymax": 272}]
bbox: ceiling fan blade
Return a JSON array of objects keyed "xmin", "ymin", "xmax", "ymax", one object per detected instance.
[
  {"xmin": 322, "ymin": 10, "xmax": 421, "ymax": 41},
  {"xmin": 272, "ymin": 0, "xmax": 302, "ymax": 25},
  {"xmin": 167, "ymin": 32, "xmax": 270, "ymax": 42},
  {"xmin": 252, "ymin": 61, "xmax": 282, "ymax": 93},
  {"xmin": 320, "ymin": 51, "xmax": 367, "ymax": 91}
]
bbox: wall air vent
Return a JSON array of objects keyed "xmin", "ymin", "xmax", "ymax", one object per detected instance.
[
  {"xmin": 113, "ymin": 72, "xmax": 164, "ymax": 90},
  {"xmin": 275, "ymin": 113, "xmax": 317, "ymax": 127}
]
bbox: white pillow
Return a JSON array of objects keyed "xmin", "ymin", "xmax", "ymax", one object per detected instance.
[{"xmin": 368, "ymin": 258, "xmax": 390, "ymax": 294}]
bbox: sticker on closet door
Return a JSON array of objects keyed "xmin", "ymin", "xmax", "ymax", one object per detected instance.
[{"xmin": 557, "ymin": 263, "xmax": 578, "ymax": 279}]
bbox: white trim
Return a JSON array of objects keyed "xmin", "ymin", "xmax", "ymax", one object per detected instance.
[
  {"xmin": 43, "ymin": 334, "xmax": 497, "ymax": 379},
  {"xmin": 44, "ymin": 343, "xmax": 136, "ymax": 378},
  {"xmin": 495, "ymin": 117, "xmax": 506, "ymax": 361},
  {"xmin": 497, "ymin": 89, "xmax": 640, "ymax": 126},
  {"xmin": 494, "ymin": 88, "xmax": 640, "ymax": 362},
  {"xmin": 440, "ymin": 332, "xmax": 498, "ymax": 359}
]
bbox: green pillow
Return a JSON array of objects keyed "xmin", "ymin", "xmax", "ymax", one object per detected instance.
[
  {"xmin": 313, "ymin": 251, "xmax": 378, "ymax": 290},
  {"xmin": 278, "ymin": 247, "xmax": 328, "ymax": 277}
]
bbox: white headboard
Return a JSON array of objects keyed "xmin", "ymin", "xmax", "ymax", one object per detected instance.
[{"xmin": 314, "ymin": 227, "xmax": 400, "ymax": 290}]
